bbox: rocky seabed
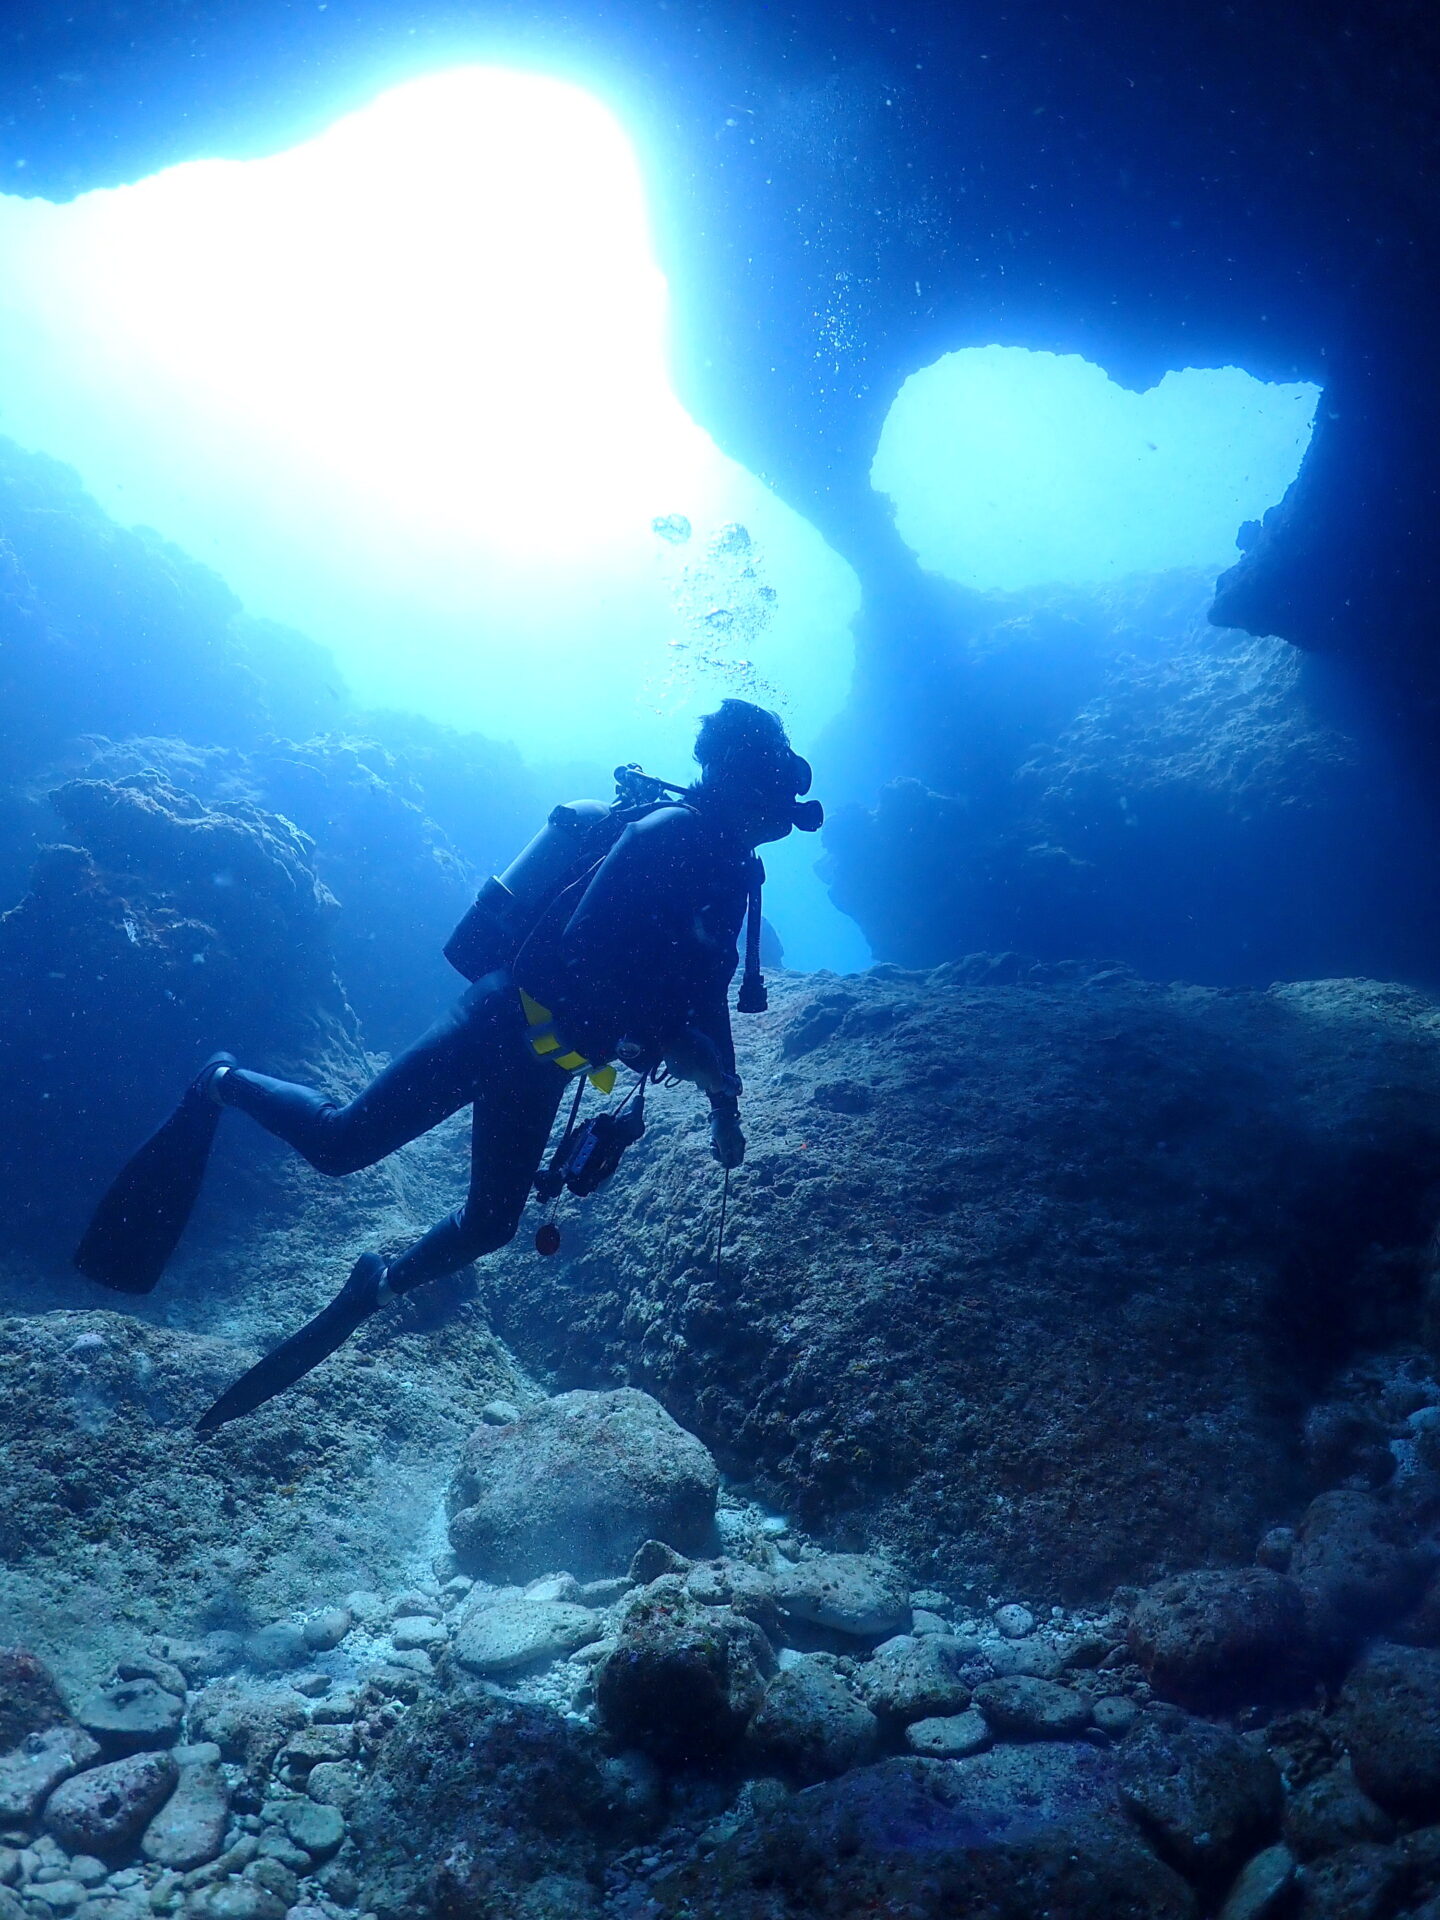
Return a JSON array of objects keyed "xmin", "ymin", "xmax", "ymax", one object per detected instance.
[{"xmin": 4, "ymin": 1368, "xmax": 1440, "ymax": 1920}]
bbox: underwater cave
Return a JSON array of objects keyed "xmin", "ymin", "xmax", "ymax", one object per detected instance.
[{"xmin": 2, "ymin": 3, "xmax": 1440, "ymax": 1918}]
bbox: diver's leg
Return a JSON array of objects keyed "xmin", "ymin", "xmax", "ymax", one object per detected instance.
[
  {"xmin": 384, "ymin": 1026, "xmax": 564, "ymax": 1293},
  {"xmin": 216, "ymin": 976, "xmax": 504, "ymax": 1176}
]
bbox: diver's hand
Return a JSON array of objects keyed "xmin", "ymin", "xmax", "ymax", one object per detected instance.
[
  {"xmin": 710, "ymin": 1106, "xmax": 747, "ymax": 1169},
  {"xmin": 664, "ymin": 1026, "xmax": 741, "ymax": 1100}
]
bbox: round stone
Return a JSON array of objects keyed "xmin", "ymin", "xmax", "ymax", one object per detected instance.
[
  {"xmin": 280, "ymin": 1799, "xmax": 345, "ymax": 1859},
  {"xmin": 993, "ymin": 1605, "xmax": 1036, "ymax": 1639}
]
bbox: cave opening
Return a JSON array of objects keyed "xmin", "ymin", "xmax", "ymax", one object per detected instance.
[
  {"xmin": 872, "ymin": 344, "xmax": 1318, "ymax": 595},
  {"xmin": 0, "ymin": 64, "xmax": 867, "ymax": 968}
]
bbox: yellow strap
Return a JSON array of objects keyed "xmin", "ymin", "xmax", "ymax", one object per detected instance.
[{"xmin": 518, "ymin": 987, "xmax": 615, "ymax": 1088}]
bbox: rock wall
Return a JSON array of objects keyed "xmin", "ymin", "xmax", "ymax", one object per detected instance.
[
  {"xmin": 487, "ymin": 965, "xmax": 1440, "ymax": 1602},
  {"xmin": 0, "ymin": 770, "xmax": 366, "ymax": 1257},
  {"xmin": 820, "ymin": 572, "xmax": 1440, "ymax": 987}
]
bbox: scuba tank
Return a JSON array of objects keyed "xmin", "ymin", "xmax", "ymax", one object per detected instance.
[
  {"xmin": 444, "ymin": 798, "xmax": 613, "ymax": 982},
  {"xmin": 443, "ymin": 768, "xmax": 688, "ymax": 983}
]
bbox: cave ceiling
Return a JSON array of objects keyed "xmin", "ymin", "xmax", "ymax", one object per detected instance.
[{"xmin": 1, "ymin": 0, "xmax": 1436, "ymax": 686}]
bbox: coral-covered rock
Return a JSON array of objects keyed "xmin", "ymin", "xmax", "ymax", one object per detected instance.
[
  {"xmin": 1128, "ymin": 1568, "xmax": 1310, "ymax": 1709},
  {"xmin": 747, "ymin": 1657, "xmax": 879, "ymax": 1782},
  {"xmin": 1283, "ymin": 1764, "xmax": 1396, "ymax": 1861},
  {"xmin": 973, "ymin": 1676, "xmax": 1092, "ymax": 1740},
  {"xmin": 858, "ymin": 1634, "xmax": 970, "ymax": 1723},
  {"xmin": 493, "ymin": 970, "xmax": 1440, "ymax": 1602},
  {"xmin": 1117, "ymin": 1709, "xmax": 1282, "ymax": 1888},
  {"xmin": 43, "ymin": 1750, "xmax": 178, "ymax": 1855},
  {"xmin": 1289, "ymin": 1490, "xmax": 1429, "ymax": 1635},
  {"xmin": 595, "ymin": 1587, "xmax": 775, "ymax": 1763},
  {"xmin": 773, "ymin": 1553, "xmax": 910, "ymax": 1639},
  {"xmin": 351, "ymin": 1694, "xmax": 655, "ymax": 1920},
  {"xmin": 447, "ymin": 1389, "xmax": 719, "ymax": 1584},
  {"xmin": 1339, "ymin": 1644, "xmax": 1440, "ymax": 1818},
  {"xmin": 0, "ymin": 1648, "xmax": 68, "ymax": 1751},
  {"xmin": 649, "ymin": 1749, "xmax": 1196, "ymax": 1918},
  {"xmin": 0, "ymin": 768, "xmax": 368, "ymax": 1250}
]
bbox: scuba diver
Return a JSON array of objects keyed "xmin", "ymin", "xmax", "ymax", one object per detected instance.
[{"xmin": 74, "ymin": 699, "xmax": 822, "ymax": 1430}]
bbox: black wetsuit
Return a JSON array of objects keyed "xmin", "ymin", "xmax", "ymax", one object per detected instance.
[{"xmin": 218, "ymin": 801, "xmax": 750, "ymax": 1291}]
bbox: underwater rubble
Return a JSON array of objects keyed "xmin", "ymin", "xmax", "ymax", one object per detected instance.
[{"xmin": 4, "ymin": 963, "xmax": 1440, "ymax": 1916}]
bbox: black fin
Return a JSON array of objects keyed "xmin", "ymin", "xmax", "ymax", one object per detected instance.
[
  {"xmin": 196, "ymin": 1253, "xmax": 388, "ymax": 1431},
  {"xmin": 74, "ymin": 1055, "xmax": 233, "ymax": 1294}
]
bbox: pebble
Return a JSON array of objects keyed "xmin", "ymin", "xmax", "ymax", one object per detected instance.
[
  {"xmin": 162, "ymin": 1637, "xmax": 242, "ymax": 1687},
  {"xmin": 120, "ymin": 1657, "xmax": 188, "ymax": 1700},
  {"xmin": 314, "ymin": 1861, "xmax": 359, "ymax": 1906},
  {"xmin": 70, "ymin": 1857, "xmax": 109, "ymax": 1889},
  {"xmin": 303, "ymin": 1765, "xmax": 362, "ymax": 1814},
  {"xmin": 287, "ymin": 1675, "xmax": 329, "ymax": 1700},
  {"xmin": 910, "ymin": 1610, "xmax": 949, "ymax": 1637},
  {"xmin": 342, "ymin": 1592, "xmax": 383, "ymax": 1624},
  {"xmin": 382, "ymin": 1648, "xmax": 433, "ymax": 1676},
  {"xmin": 280, "ymin": 1802, "xmax": 344, "ymax": 1860},
  {"xmin": 1091, "ymin": 1694, "xmax": 1139, "ymax": 1736},
  {"xmin": 906, "ymin": 1710, "xmax": 992, "ymax": 1758},
  {"xmin": 973, "ymin": 1676, "xmax": 1092, "ymax": 1739},
  {"xmin": 0, "ymin": 1851, "xmax": 15, "ymax": 1888},
  {"xmin": 580, "ymin": 1578, "xmax": 630, "ymax": 1608},
  {"xmin": 1218, "ymin": 1843, "xmax": 1296, "ymax": 1920},
  {"xmin": 283, "ymin": 1727, "xmax": 354, "ymax": 1770},
  {"xmin": 27, "ymin": 1881, "xmax": 86, "ymax": 1912},
  {"xmin": 1255, "ymin": 1527, "xmax": 1296, "ymax": 1572},
  {"xmin": 309, "ymin": 1692, "xmax": 360, "ymax": 1726},
  {"xmin": 183, "ymin": 1884, "xmax": 287, "ymax": 1920},
  {"xmin": 992, "ymin": 1604, "xmax": 1035, "ymax": 1639},
  {"xmin": 390, "ymin": 1618, "xmax": 447, "ymax": 1652},
  {"xmin": 480, "ymin": 1399, "xmax": 522, "ymax": 1425},
  {"xmin": 244, "ymin": 1858, "xmax": 298, "ymax": 1906},
  {"xmin": 388, "ymin": 1593, "xmax": 441, "ymax": 1621},
  {"xmin": 255, "ymin": 1835, "xmax": 308, "ymax": 1871},
  {"xmin": 524, "ymin": 1573, "xmax": 584, "ymax": 1605}
]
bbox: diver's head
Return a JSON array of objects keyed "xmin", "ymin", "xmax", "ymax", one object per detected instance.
[{"xmin": 692, "ymin": 699, "xmax": 823, "ymax": 845}]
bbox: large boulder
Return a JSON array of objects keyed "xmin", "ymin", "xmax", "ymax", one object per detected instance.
[
  {"xmin": 747, "ymin": 1657, "xmax": 880, "ymax": 1782},
  {"xmin": 446, "ymin": 1389, "xmax": 719, "ymax": 1584},
  {"xmin": 649, "ymin": 1748, "xmax": 1196, "ymax": 1919},
  {"xmin": 1127, "ymin": 1568, "xmax": 1312, "ymax": 1709},
  {"xmin": 1116, "ymin": 1708, "xmax": 1283, "ymax": 1889},
  {"xmin": 1339, "ymin": 1643, "xmax": 1440, "ymax": 1819},
  {"xmin": 0, "ymin": 767, "xmax": 369, "ymax": 1251},
  {"xmin": 1289, "ymin": 1490, "xmax": 1430, "ymax": 1638},
  {"xmin": 351, "ymin": 1693, "xmax": 657, "ymax": 1920},
  {"xmin": 490, "ymin": 969, "xmax": 1440, "ymax": 1602}
]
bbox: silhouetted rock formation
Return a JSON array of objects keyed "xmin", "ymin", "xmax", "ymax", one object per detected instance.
[
  {"xmin": 0, "ymin": 770, "xmax": 365, "ymax": 1251},
  {"xmin": 820, "ymin": 573, "xmax": 1440, "ymax": 987}
]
